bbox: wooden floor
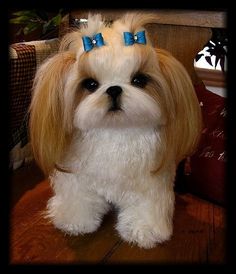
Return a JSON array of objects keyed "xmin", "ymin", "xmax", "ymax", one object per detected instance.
[{"xmin": 10, "ymin": 162, "xmax": 226, "ymax": 264}]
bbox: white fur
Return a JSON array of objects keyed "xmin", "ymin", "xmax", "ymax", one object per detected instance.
[
  {"xmin": 74, "ymin": 84, "xmax": 162, "ymax": 130},
  {"xmin": 48, "ymin": 127, "xmax": 175, "ymax": 248}
]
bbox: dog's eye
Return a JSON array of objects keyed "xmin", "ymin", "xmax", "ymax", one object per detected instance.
[
  {"xmin": 82, "ymin": 78, "xmax": 99, "ymax": 92},
  {"xmin": 131, "ymin": 73, "xmax": 149, "ymax": 88}
]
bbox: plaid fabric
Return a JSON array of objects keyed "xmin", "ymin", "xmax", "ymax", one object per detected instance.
[
  {"xmin": 9, "ymin": 39, "xmax": 60, "ymax": 151},
  {"xmin": 25, "ymin": 38, "xmax": 59, "ymax": 67},
  {"xmin": 9, "ymin": 44, "xmax": 36, "ymax": 150}
]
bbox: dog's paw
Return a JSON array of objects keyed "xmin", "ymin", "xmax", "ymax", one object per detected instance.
[
  {"xmin": 116, "ymin": 218, "xmax": 172, "ymax": 249},
  {"xmin": 53, "ymin": 219, "xmax": 101, "ymax": 236},
  {"xmin": 46, "ymin": 196, "xmax": 109, "ymax": 236}
]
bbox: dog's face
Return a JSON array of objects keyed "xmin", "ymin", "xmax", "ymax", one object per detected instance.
[
  {"xmin": 30, "ymin": 13, "xmax": 202, "ymax": 175},
  {"xmin": 64, "ymin": 26, "xmax": 167, "ymax": 131}
]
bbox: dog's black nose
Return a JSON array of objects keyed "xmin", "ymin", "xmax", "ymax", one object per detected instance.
[{"xmin": 106, "ymin": 86, "xmax": 122, "ymax": 99}]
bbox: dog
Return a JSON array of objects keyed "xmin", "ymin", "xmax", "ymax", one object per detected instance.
[{"xmin": 29, "ymin": 13, "xmax": 202, "ymax": 249}]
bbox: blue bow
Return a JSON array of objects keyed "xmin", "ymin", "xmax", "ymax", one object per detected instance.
[
  {"xmin": 123, "ymin": 30, "xmax": 146, "ymax": 46},
  {"xmin": 82, "ymin": 33, "xmax": 105, "ymax": 52}
]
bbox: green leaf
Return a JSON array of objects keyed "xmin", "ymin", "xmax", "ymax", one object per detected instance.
[
  {"xmin": 23, "ymin": 22, "xmax": 40, "ymax": 35},
  {"xmin": 214, "ymin": 55, "xmax": 220, "ymax": 68},
  {"xmin": 42, "ymin": 13, "xmax": 61, "ymax": 34},
  {"xmin": 10, "ymin": 15, "xmax": 32, "ymax": 24},
  {"xmin": 12, "ymin": 10, "xmax": 37, "ymax": 17},
  {"xmin": 49, "ymin": 13, "xmax": 62, "ymax": 27},
  {"xmin": 195, "ymin": 53, "xmax": 204, "ymax": 62},
  {"xmin": 16, "ymin": 27, "xmax": 23, "ymax": 36},
  {"xmin": 42, "ymin": 21, "xmax": 50, "ymax": 34},
  {"xmin": 11, "ymin": 9, "xmax": 64, "ymax": 37},
  {"xmin": 220, "ymin": 57, "xmax": 225, "ymax": 72},
  {"xmin": 205, "ymin": 56, "xmax": 213, "ymax": 66}
]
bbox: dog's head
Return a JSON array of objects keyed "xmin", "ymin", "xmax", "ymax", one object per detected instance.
[{"xmin": 30, "ymin": 13, "xmax": 202, "ymax": 175}]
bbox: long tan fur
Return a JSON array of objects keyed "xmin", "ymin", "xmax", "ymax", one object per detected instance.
[
  {"xmin": 116, "ymin": 13, "xmax": 202, "ymax": 171},
  {"xmin": 155, "ymin": 48, "xmax": 202, "ymax": 169},
  {"xmin": 116, "ymin": 12, "xmax": 202, "ymax": 168},
  {"xmin": 29, "ymin": 51, "xmax": 76, "ymax": 175}
]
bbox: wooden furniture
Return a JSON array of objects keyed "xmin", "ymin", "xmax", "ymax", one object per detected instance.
[{"xmin": 10, "ymin": 9, "xmax": 226, "ymax": 264}]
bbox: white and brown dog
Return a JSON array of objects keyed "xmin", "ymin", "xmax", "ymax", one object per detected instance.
[{"xmin": 29, "ymin": 13, "xmax": 201, "ymax": 249}]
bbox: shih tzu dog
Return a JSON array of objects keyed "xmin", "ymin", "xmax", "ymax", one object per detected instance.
[{"xmin": 29, "ymin": 13, "xmax": 201, "ymax": 249}]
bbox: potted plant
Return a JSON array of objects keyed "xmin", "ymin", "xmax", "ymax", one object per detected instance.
[
  {"xmin": 10, "ymin": 9, "xmax": 66, "ymax": 40},
  {"xmin": 195, "ymin": 28, "xmax": 227, "ymax": 72}
]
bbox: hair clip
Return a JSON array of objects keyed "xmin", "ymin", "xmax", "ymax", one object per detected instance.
[
  {"xmin": 82, "ymin": 33, "xmax": 105, "ymax": 52},
  {"xmin": 123, "ymin": 30, "xmax": 146, "ymax": 46}
]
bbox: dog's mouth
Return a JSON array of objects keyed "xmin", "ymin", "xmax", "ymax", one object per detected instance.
[
  {"xmin": 108, "ymin": 105, "xmax": 122, "ymax": 112},
  {"xmin": 108, "ymin": 98, "xmax": 122, "ymax": 112},
  {"xmin": 109, "ymin": 108, "xmax": 122, "ymax": 112}
]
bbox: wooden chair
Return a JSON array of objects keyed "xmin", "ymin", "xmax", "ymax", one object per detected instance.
[{"xmin": 10, "ymin": 9, "xmax": 226, "ymax": 264}]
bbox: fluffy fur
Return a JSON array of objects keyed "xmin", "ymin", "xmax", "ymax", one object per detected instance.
[{"xmin": 29, "ymin": 13, "xmax": 202, "ymax": 249}]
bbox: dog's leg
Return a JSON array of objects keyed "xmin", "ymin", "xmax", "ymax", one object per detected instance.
[
  {"xmin": 116, "ymin": 176, "xmax": 175, "ymax": 249},
  {"xmin": 46, "ymin": 171, "xmax": 110, "ymax": 235}
]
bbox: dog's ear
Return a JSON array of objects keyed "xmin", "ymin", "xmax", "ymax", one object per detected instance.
[
  {"xmin": 156, "ymin": 48, "xmax": 202, "ymax": 167},
  {"xmin": 29, "ymin": 51, "xmax": 76, "ymax": 175}
]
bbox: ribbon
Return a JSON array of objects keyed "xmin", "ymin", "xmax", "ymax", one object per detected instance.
[
  {"xmin": 123, "ymin": 30, "xmax": 146, "ymax": 46},
  {"xmin": 82, "ymin": 33, "xmax": 105, "ymax": 52}
]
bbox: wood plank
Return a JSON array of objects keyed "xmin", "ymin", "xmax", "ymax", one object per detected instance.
[
  {"xmin": 144, "ymin": 10, "xmax": 226, "ymax": 28},
  {"xmin": 10, "ymin": 180, "xmax": 121, "ymax": 264},
  {"xmin": 195, "ymin": 67, "xmax": 226, "ymax": 88},
  {"xmin": 10, "ymin": 179, "xmax": 226, "ymax": 264},
  {"xmin": 207, "ymin": 205, "xmax": 226, "ymax": 263},
  {"xmin": 70, "ymin": 9, "xmax": 226, "ymax": 28},
  {"xmin": 105, "ymin": 194, "xmax": 226, "ymax": 264},
  {"xmin": 10, "ymin": 161, "xmax": 45, "ymax": 208},
  {"xmin": 146, "ymin": 24, "xmax": 212, "ymax": 85}
]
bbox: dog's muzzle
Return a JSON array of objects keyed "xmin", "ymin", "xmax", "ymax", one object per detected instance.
[{"xmin": 106, "ymin": 86, "xmax": 122, "ymax": 111}]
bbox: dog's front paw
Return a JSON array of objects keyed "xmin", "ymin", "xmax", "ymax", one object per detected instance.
[
  {"xmin": 46, "ymin": 196, "xmax": 110, "ymax": 236},
  {"xmin": 116, "ymin": 214, "xmax": 173, "ymax": 249},
  {"xmin": 53, "ymin": 218, "xmax": 101, "ymax": 236}
]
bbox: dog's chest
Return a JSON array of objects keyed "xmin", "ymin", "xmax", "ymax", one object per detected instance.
[{"xmin": 69, "ymin": 128, "xmax": 159, "ymax": 179}]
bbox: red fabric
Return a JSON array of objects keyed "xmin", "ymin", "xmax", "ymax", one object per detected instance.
[{"xmin": 184, "ymin": 83, "xmax": 226, "ymax": 205}]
